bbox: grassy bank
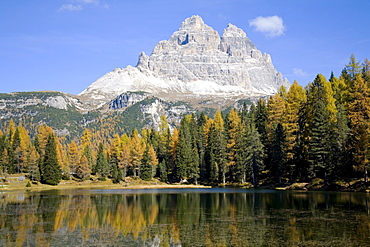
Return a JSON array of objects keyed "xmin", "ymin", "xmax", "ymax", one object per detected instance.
[{"xmin": 0, "ymin": 174, "xmax": 210, "ymax": 191}]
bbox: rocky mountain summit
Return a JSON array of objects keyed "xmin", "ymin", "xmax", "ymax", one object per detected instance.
[{"xmin": 80, "ymin": 15, "xmax": 289, "ymax": 107}]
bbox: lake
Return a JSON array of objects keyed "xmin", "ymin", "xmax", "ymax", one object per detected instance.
[{"xmin": 0, "ymin": 188, "xmax": 369, "ymax": 246}]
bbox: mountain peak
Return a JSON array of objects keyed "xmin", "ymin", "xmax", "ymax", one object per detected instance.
[
  {"xmin": 223, "ymin": 23, "xmax": 247, "ymax": 38},
  {"xmin": 179, "ymin": 15, "xmax": 206, "ymax": 31}
]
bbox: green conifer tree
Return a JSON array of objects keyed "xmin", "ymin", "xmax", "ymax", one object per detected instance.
[
  {"xmin": 95, "ymin": 143, "xmax": 109, "ymax": 180},
  {"xmin": 140, "ymin": 145, "xmax": 153, "ymax": 181},
  {"xmin": 270, "ymin": 123, "xmax": 286, "ymax": 184},
  {"xmin": 41, "ymin": 134, "xmax": 62, "ymax": 185},
  {"xmin": 245, "ymin": 124, "xmax": 265, "ymax": 187}
]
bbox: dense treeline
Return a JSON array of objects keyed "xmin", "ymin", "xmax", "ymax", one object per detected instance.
[{"xmin": 0, "ymin": 55, "xmax": 369, "ymax": 186}]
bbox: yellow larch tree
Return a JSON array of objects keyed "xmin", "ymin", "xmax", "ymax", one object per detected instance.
[{"xmin": 282, "ymin": 80, "xmax": 306, "ymax": 160}]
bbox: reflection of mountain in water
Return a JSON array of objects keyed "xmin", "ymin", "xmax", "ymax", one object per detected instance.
[{"xmin": 0, "ymin": 190, "xmax": 369, "ymax": 246}]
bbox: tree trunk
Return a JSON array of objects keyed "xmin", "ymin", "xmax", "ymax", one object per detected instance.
[
  {"xmin": 252, "ymin": 156, "xmax": 258, "ymax": 187},
  {"xmin": 324, "ymin": 171, "xmax": 328, "ymax": 187},
  {"xmin": 123, "ymin": 166, "xmax": 127, "ymax": 182},
  {"xmin": 365, "ymin": 170, "xmax": 368, "ymax": 184}
]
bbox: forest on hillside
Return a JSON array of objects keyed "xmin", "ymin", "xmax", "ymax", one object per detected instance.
[{"xmin": 0, "ymin": 55, "xmax": 369, "ymax": 187}]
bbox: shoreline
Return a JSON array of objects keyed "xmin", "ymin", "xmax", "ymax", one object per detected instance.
[
  {"xmin": 0, "ymin": 177, "xmax": 212, "ymax": 192},
  {"xmin": 1, "ymin": 175, "xmax": 369, "ymax": 193}
]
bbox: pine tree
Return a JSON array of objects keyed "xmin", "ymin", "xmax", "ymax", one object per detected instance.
[
  {"xmin": 245, "ymin": 124, "xmax": 265, "ymax": 187},
  {"xmin": 175, "ymin": 118, "xmax": 191, "ymax": 180},
  {"xmin": 197, "ymin": 113, "xmax": 207, "ymax": 181},
  {"xmin": 206, "ymin": 123, "xmax": 219, "ymax": 183},
  {"xmin": 158, "ymin": 160, "xmax": 168, "ymax": 182},
  {"xmin": 28, "ymin": 145, "xmax": 40, "ymax": 182},
  {"xmin": 213, "ymin": 111, "xmax": 227, "ymax": 184},
  {"xmin": 234, "ymin": 121, "xmax": 249, "ymax": 183},
  {"xmin": 108, "ymin": 134, "xmax": 121, "ymax": 182},
  {"xmin": 95, "ymin": 143, "xmax": 109, "ymax": 180},
  {"xmin": 68, "ymin": 140, "xmax": 79, "ymax": 176},
  {"xmin": 267, "ymin": 93, "xmax": 285, "ymax": 129},
  {"xmin": 168, "ymin": 127, "xmax": 179, "ymax": 180},
  {"xmin": 226, "ymin": 109, "xmax": 242, "ymax": 181},
  {"xmin": 82, "ymin": 144, "xmax": 93, "ymax": 175},
  {"xmin": 81, "ymin": 129, "xmax": 92, "ymax": 148},
  {"xmin": 130, "ymin": 129, "xmax": 145, "ymax": 178},
  {"xmin": 36, "ymin": 125, "xmax": 54, "ymax": 156},
  {"xmin": 11, "ymin": 124, "xmax": 31, "ymax": 173},
  {"xmin": 345, "ymin": 54, "xmax": 361, "ymax": 81},
  {"xmin": 362, "ymin": 58, "xmax": 370, "ymax": 82},
  {"xmin": 118, "ymin": 144, "xmax": 130, "ymax": 181},
  {"xmin": 307, "ymin": 98, "xmax": 332, "ymax": 180},
  {"xmin": 255, "ymin": 99, "xmax": 268, "ymax": 147},
  {"xmin": 283, "ymin": 81, "xmax": 306, "ymax": 174},
  {"xmin": 175, "ymin": 115, "xmax": 200, "ymax": 183},
  {"xmin": 140, "ymin": 144, "xmax": 158, "ymax": 181},
  {"xmin": 76, "ymin": 154, "xmax": 91, "ymax": 180},
  {"xmin": 158, "ymin": 115, "xmax": 170, "ymax": 163},
  {"xmin": 41, "ymin": 134, "xmax": 62, "ymax": 185},
  {"xmin": 332, "ymin": 103, "xmax": 350, "ymax": 178},
  {"xmin": 347, "ymin": 74, "xmax": 370, "ymax": 181},
  {"xmin": 266, "ymin": 93, "xmax": 286, "ymax": 180},
  {"xmin": 270, "ymin": 123, "xmax": 286, "ymax": 184},
  {"xmin": 330, "ymin": 76, "xmax": 349, "ymax": 106},
  {"xmin": 305, "ymin": 74, "xmax": 337, "ymax": 181}
]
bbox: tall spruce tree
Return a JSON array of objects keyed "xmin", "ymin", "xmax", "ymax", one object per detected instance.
[
  {"xmin": 206, "ymin": 123, "xmax": 218, "ymax": 183},
  {"xmin": 245, "ymin": 124, "xmax": 265, "ymax": 187},
  {"xmin": 176, "ymin": 117, "xmax": 192, "ymax": 181},
  {"xmin": 41, "ymin": 133, "xmax": 62, "ymax": 185},
  {"xmin": 140, "ymin": 144, "xmax": 158, "ymax": 181},
  {"xmin": 197, "ymin": 113, "xmax": 207, "ymax": 182},
  {"xmin": 175, "ymin": 115, "xmax": 200, "ymax": 183},
  {"xmin": 255, "ymin": 99, "xmax": 268, "ymax": 148},
  {"xmin": 270, "ymin": 123, "xmax": 286, "ymax": 184},
  {"xmin": 95, "ymin": 143, "xmax": 109, "ymax": 180},
  {"xmin": 306, "ymin": 74, "xmax": 337, "ymax": 182},
  {"xmin": 234, "ymin": 121, "xmax": 249, "ymax": 184},
  {"xmin": 308, "ymin": 98, "xmax": 333, "ymax": 180},
  {"xmin": 141, "ymin": 144, "xmax": 153, "ymax": 181}
]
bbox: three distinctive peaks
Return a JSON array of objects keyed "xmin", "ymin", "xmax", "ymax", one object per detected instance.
[{"xmin": 80, "ymin": 15, "xmax": 289, "ymax": 106}]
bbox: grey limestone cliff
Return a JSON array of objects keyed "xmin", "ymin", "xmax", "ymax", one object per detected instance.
[{"xmin": 81, "ymin": 15, "xmax": 289, "ymax": 105}]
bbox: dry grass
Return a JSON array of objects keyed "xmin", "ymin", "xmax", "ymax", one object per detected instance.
[{"xmin": 0, "ymin": 175, "xmax": 210, "ymax": 191}]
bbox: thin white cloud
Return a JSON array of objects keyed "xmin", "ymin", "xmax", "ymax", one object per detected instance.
[
  {"xmin": 58, "ymin": 0, "xmax": 108, "ymax": 12},
  {"xmin": 59, "ymin": 4, "xmax": 83, "ymax": 12},
  {"xmin": 249, "ymin": 16, "xmax": 286, "ymax": 37},
  {"xmin": 80, "ymin": 0, "xmax": 99, "ymax": 4},
  {"xmin": 293, "ymin": 68, "xmax": 308, "ymax": 77}
]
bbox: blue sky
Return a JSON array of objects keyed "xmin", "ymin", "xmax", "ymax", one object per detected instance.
[{"xmin": 1, "ymin": 0, "xmax": 369, "ymax": 94}]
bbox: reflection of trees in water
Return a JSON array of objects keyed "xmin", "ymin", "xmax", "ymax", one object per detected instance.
[{"xmin": 0, "ymin": 191, "xmax": 369, "ymax": 246}]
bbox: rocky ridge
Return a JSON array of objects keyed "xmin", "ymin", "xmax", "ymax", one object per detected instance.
[{"xmin": 79, "ymin": 15, "xmax": 289, "ymax": 107}]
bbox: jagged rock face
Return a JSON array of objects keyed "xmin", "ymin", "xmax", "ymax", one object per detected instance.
[
  {"xmin": 80, "ymin": 15, "xmax": 289, "ymax": 106},
  {"xmin": 109, "ymin": 92, "xmax": 149, "ymax": 110}
]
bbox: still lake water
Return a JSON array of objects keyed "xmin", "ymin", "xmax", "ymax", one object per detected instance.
[{"xmin": 0, "ymin": 188, "xmax": 369, "ymax": 246}]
